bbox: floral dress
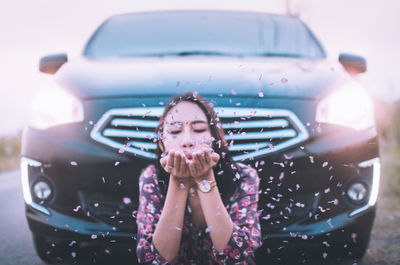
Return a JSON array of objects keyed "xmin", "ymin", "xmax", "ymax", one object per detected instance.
[{"xmin": 136, "ymin": 163, "xmax": 262, "ymax": 265}]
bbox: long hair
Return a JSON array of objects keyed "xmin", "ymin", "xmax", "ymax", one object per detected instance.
[{"xmin": 154, "ymin": 92, "xmax": 237, "ymax": 205}]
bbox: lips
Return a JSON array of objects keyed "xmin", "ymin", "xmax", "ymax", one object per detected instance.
[{"xmin": 185, "ymin": 153, "xmax": 193, "ymax": 160}]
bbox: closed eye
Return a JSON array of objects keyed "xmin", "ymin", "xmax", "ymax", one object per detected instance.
[
  {"xmin": 168, "ymin": 130, "xmax": 181, "ymax": 134},
  {"xmin": 194, "ymin": 129, "xmax": 206, "ymax": 133}
]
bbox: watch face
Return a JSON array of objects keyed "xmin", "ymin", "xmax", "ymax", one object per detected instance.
[{"xmin": 199, "ymin": 180, "xmax": 211, "ymax": 192}]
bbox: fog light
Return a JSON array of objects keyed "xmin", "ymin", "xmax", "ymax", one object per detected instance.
[
  {"xmin": 33, "ymin": 180, "xmax": 52, "ymax": 201},
  {"xmin": 347, "ymin": 182, "xmax": 368, "ymax": 202}
]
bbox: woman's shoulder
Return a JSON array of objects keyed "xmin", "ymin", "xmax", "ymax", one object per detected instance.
[
  {"xmin": 140, "ymin": 164, "xmax": 159, "ymax": 180},
  {"xmin": 234, "ymin": 162, "xmax": 259, "ymax": 180}
]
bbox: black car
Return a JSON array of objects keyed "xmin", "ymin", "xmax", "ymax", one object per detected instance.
[{"xmin": 21, "ymin": 10, "xmax": 380, "ymax": 264}]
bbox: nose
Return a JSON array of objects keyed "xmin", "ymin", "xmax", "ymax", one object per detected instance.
[{"xmin": 181, "ymin": 128, "xmax": 194, "ymax": 149}]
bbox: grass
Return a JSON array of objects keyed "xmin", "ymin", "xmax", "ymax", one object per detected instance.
[{"xmin": 0, "ymin": 131, "xmax": 22, "ymax": 173}]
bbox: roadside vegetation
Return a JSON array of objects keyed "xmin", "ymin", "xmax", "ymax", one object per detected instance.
[
  {"xmin": 0, "ymin": 130, "xmax": 21, "ymax": 173},
  {"xmin": 361, "ymin": 100, "xmax": 400, "ymax": 264}
]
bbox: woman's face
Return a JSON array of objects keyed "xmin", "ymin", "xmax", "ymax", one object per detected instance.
[{"xmin": 161, "ymin": 101, "xmax": 213, "ymax": 159}]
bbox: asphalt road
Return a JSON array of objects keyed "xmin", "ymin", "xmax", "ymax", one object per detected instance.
[
  {"xmin": 0, "ymin": 168, "xmax": 376, "ymax": 265},
  {"xmin": 0, "ymin": 168, "xmax": 45, "ymax": 265}
]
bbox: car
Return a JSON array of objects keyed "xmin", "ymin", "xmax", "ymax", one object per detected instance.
[{"xmin": 21, "ymin": 10, "xmax": 380, "ymax": 264}]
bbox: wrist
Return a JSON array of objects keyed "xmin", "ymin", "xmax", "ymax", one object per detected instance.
[
  {"xmin": 194, "ymin": 169, "xmax": 215, "ymax": 182},
  {"xmin": 169, "ymin": 175, "xmax": 191, "ymax": 192}
]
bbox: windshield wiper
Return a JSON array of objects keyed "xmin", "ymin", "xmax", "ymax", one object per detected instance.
[
  {"xmin": 116, "ymin": 51, "xmax": 242, "ymax": 57},
  {"xmin": 259, "ymin": 52, "xmax": 303, "ymax": 58}
]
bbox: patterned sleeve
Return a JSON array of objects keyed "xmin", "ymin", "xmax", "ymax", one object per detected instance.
[
  {"xmin": 210, "ymin": 164, "xmax": 262, "ymax": 264},
  {"xmin": 136, "ymin": 165, "xmax": 170, "ymax": 265}
]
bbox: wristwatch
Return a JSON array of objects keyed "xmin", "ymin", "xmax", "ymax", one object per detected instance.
[{"xmin": 196, "ymin": 179, "xmax": 217, "ymax": 193}]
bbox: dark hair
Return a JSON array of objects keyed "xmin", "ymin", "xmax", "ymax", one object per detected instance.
[{"xmin": 154, "ymin": 92, "xmax": 237, "ymax": 205}]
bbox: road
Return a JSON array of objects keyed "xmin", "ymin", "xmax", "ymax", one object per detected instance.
[
  {"xmin": 0, "ymin": 168, "xmax": 381, "ymax": 265},
  {"xmin": 0, "ymin": 168, "xmax": 44, "ymax": 265}
]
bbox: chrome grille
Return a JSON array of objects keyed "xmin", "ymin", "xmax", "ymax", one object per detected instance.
[{"xmin": 90, "ymin": 107, "xmax": 309, "ymax": 161}]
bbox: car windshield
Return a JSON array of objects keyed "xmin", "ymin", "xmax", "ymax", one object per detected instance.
[{"xmin": 84, "ymin": 11, "xmax": 325, "ymax": 59}]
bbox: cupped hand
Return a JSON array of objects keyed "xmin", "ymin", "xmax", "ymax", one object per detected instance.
[
  {"xmin": 160, "ymin": 150, "xmax": 191, "ymax": 179},
  {"xmin": 187, "ymin": 147, "xmax": 220, "ymax": 179}
]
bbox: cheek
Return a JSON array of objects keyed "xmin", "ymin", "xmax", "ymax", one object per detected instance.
[
  {"xmin": 162, "ymin": 135, "xmax": 181, "ymax": 150},
  {"xmin": 195, "ymin": 133, "xmax": 213, "ymax": 147}
]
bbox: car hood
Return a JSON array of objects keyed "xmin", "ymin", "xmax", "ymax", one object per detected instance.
[{"xmin": 56, "ymin": 56, "xmax": 352, "ymax": 100}]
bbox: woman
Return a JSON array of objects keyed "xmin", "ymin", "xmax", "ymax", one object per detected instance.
[{"xmin": 136, "ymin": 92, "xmax": 262, "ymax": 264}]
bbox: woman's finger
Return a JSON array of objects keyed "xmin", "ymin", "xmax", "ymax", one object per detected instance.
[
  {"xmin": 180, "ymin": 153, "xmax": 189, "ymax": 177},
  {"xmin": 211, "ymin": 152, "xmax": 220, "ymax": 164},
  {"xmin": 160, "ymin": 156, "xmax": 167, "ymax": 168},
  {"xmin": 188, "ymin": 155, "xmax": 198, "ymax": 176},
  {"xmin": 203, "ymin": 148, "xmax": 211, "ymax": 165},
  {"xmin": 174, "ymin": 151, "xmax": 181, "ymax": 175},
  {"xmin": 167, "ymin": 150, "xmax": 175, "ymax": 171}
]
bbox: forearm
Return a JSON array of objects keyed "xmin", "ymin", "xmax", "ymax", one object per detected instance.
[
  {"xmin": 196, "ymin": 171, "xmax": 234, "ymax": 252},
  {"xmin": 153, "ymin": 176, "xmax": 189, "ymax": 262}
]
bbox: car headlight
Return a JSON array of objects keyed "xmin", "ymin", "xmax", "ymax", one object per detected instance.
[
  {"xmin": 316, "ymin": 82, "xmax": 374, "ymax": 131},
  {"xmin": 29, "ymin": 82, "xmax": 84, "ymax": 130}
]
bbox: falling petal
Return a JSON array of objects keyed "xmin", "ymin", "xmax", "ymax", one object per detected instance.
[
  {"xmin": 70, "ymin": 161, "xmax": 78, "ymax": 166},
  {"xmin": 91, "ymin": 234, "xmax": 97, "ymax": 239},
  {"xmin": 206, "ymin": 225, "xmax": 213, "ymax": 233},
  {"xmin": 114, "ymin": 161, "xmax": 120, "ymax": 166},
  {"xmin": 122, "ymin": 197, "xmax": 131, "ymax": 204},
  {"xmin": 258, "ymin": 92, "xmax": 264, "ymax": 97},
  {"xmin": 281, "ymin": 77, "xmax": 288, "ymax": 83}
]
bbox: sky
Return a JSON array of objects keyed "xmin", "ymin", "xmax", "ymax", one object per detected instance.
[{"xmin": 0, "ymin": 0, "xmax": 399, "ymax": 136}]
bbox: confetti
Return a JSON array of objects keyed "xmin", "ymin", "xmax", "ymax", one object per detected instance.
[
  {"xmin": 351, "ymin": 233, "xmax": 357, "ymax": 243},
  {"xmin": 322, "ymin": 161, "xmax": 328, "ymax": 167},
  {"xmin": 70, "ymin": 161, "xmax": 78, "ymax": 166},
  {"xmin": 231, "ymin": 89, "xmax": 237, "ymax": 95},
  {"xmin": 205, "ymin": 225, "xmax": 213, "ymax": 233},
  {"xmin": 122, "ymin": 197, "xmax": 131, "ymax": 204},
  {"xmin": 258, "ymin": 92, "xmax": 264, "ymax": 97},
  {"xmin": 91, "ymin": 234, "xmax": 97, "ymax": 239},
  {"xmin": 114, "ymin": 161, "xmax": 120, "ymax": 166},
  {"xmin": 73, "ymin": 205, "xmax": 81, "ymax": 212}
]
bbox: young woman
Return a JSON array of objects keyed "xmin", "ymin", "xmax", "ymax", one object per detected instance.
[{"xmin": 136, "ymin": 92, "xmax": 262, "ymax": 264}]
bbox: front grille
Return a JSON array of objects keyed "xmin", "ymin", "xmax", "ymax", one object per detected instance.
[
  {"xmin": 90, "ymin": 107, "xmax": 309, "ymax": 161},
  {"xmin": 259, "ymin": 192, "xmax": 318, "ymax": 231}
]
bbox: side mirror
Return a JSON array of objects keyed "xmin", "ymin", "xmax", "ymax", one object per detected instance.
[
  {"xmin": 39, "ymin": 53, "xmax": 68, "ymax": 74},
  {"xmin": 338, "ymin": 53, "xmax": 367, "ymax": 75}
]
